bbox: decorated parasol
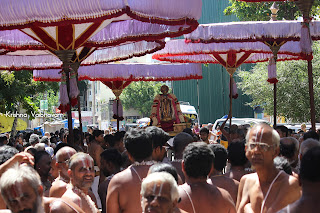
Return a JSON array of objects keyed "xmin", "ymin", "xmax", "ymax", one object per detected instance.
[
  {"xmin": 33, "ymin": 63, "xmax": 202, "ymax": 131},
  {"xmin": 185, "ymin": 19, "xmax": 320, "ymax": 127},
  {"xmin": 152, "ymin": 39, "xmax": 304, "ymax": 127},
  {"xmin": 0, "ymin": 0, "xmax": 202, "ymax": 142},
  {"xmin": 236, "ymin": 0, "xmax": 316, "ymax": 129}
]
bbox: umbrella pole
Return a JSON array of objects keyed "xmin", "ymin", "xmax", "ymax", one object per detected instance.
[
  {"xmin": 274, "ymin": 83, "xmax": 277, "ymax": 128},
  {"xmin": 117, "ymin": 99, "xmax": 120, "ymax": 132},
  {"xmin": 229, "ymin": 74, "xmax": 233, "ymax": 131},
  {"xmin": 55, "ymin": 50, "xmax": 76, "ymax": 145},
  {"xmin": 73, "ymin": 63, "xmax": 84, "ymax": 147},
  {"xmin": 77, "ymin": 95, "xmax": 84, "ymax": 146},
  {"xmin": 308, "ymin": 60, "xmax": 316, "ymax": 130},
  {"xmin": 197, "ymin": 80, "xmax": 200, "ymax": 124},
  {"xmin": 65, "ymin": 70, "xmax": 74, "ymax": 145}
]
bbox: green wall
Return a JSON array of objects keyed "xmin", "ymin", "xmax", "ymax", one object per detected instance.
[{"xmin": 172, "ymin": 0, "xmax": 254, "ymax": 124}]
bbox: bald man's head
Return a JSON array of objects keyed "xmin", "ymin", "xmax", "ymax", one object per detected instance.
[{"xmin": 56, "ymin": 147, "xmax": 77, "ymax": 163}]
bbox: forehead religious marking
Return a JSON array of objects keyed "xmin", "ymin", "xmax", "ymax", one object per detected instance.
[
  {"xmin": 8, "ymin": 182, "xmax": 23, "ymax": 201},
  {"xmin": 151, "ymin": 182, "xmax": 165, "ymax": 197},
  {"xmin": 80, "ymin": 157, "xmax": 93, "ymax": 170},
  {"xmin": 252, "ymin": 126, "xmax": 264, "ymax": 143}
]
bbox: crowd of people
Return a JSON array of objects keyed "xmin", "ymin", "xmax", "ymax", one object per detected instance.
[{"xmin": 0, "ymin": 121, "xmax": 319, "ymax": 213}]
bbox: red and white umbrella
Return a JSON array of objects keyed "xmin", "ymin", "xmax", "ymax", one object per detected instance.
[
  {"xmin": 237, "ymin": 0, "xmax": 316, "ymax": 129},
  {"xmin": 33, "ymin": 63, "xmax": 202, "ymax": 131},
  {"xmin": 0, "ymin": 0, "xmax": 202, "ymax": 140},
  {"xmin": 152, "ymin": 39, "xmax": 304, "ymax": 125}
]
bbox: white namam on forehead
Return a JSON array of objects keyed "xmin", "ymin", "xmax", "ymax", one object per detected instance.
[
  {"xmin": 246, "ymin": 124, "xmax": 280, "ymax": 147},
  {"xmin": 6, "ymin": 181, "xmax": 23, "ymax": 201},
  {"xmin": 141, "ymin": 172, "xmax": 179, "ymax": 202},
  {"xmin": 0, "ymin": 164, "xmax": 41, "ymax": 199},
  {"xmin": 151, "ymin": 181, "xmax": 165, "ymax": 197}
]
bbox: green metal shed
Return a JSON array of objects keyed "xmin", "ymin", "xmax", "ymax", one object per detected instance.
[{"xmin": 172, "ymin": 0, "xmax": 254, "ymax": 124}]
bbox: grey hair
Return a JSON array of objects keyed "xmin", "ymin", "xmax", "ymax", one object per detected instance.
[
  {"xmin": 141, "ymin": 172, "xmax": 179, "ymax": 202},
  {"xmin": 280, "ymin": 137, "xmax": 299, "ymax": 151},
  {"xmin": 245, "ymin": 124, "xmax": 280, "ymax": 147},
  {"xmin": 34, "ymin": 143, "xmax": 45, "ymax": 151},
  {"xmin": 0, "ymin": 164, "xmax": 41, "ymax": 198},
  {"xmin": 300, "ymin": 138, "xmax": 320, "ymax": 156}
]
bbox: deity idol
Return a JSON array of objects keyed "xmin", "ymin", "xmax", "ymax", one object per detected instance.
[{"xmin": 151, "ymin": 85, "xmax": 185, "ymax": 132}]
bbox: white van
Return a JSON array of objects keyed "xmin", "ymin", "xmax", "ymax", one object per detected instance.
[
  {"xmin": 212, "ymin": 118, "xmax": 270, "ymax": 130},
  {"xmin": 179, "ymin": 101, "xmax": 199, "ymax": 125}
]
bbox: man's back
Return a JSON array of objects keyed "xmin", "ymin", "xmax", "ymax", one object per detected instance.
[
  {"xmin": 178, "ymin": 182, "xmax": 236, "ymax": 213},
  {"xmin": 49, "ymin": 179, "xmax": 68, "ymax": 198},
  {"xmin": 88, "ymin": 141, "xmax": 103, "ymax": 167},
  {"xmin": 171, "ymin": 161, "xmax": 185, "ymax": 183},
  {"xmin": 209, "ymin": 175, "xmax": 239, "ymax": 204},
  {"xmin": 225, "ymin": 169, "xmax": 250, "ymax": 182},
  {"xmin": 237, "ymin": 172, "xmax": 301, "ymax": 213},
  {"xmin": 106, "ymin": 164, "xmax": 151, "ymax": 213}
]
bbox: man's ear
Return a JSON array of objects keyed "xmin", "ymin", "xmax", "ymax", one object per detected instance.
[
  {"xmin": 156, "ymin": 146, "xmax": 162, "ymax": 154},
  {"xmin": 273, "ymin": 146, "xmax": 280, "ymax": 157},
  {"xmin": 67, "ymin": 169, "xmax": 72, "ymax": 178},
  {"xmin": 38, "ymin": 185, "xmax": 43, "ymax": 197},
  {"xmin": 208, "ymin": 163, "xmax": 214, "ymax": 176},
  {"xmin": 127, "ymin": 152, "xmax": 134, "ymax": 163},
  {"xmin": 181, "ymin": 160, "xmax": 185, "ymax": 173},
  {"xmin": 172, "ymin": 199, "xmax": 178, "ymax": 209}
]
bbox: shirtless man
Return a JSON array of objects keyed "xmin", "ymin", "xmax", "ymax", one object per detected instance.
[
  {"xmin": 49, "ymin": 146, "xmax": 77, "ymax": 197},
  {"xmin": 178, "ymin": 142, "xmax": 236, "ymax": 213},
  {"xmin": 98, "ymin": 149, "xmax": 123, "ymax": 213},
  {"xmin": 237, "ymin": 124, "xmax": 301, "ymax": 213},
  {"xmin": 87, "ymin": 129, "xmax": 105, "ymax": 194},
  {"xmin": 225, "ymin": 141, "xmax": 251, "ymax": 182},
  {"xmin": 141, "ymin": 172, "xmax": 181, "ymax": 213},
  {"xmin": 146, "ymin": 126, "xmax": 170, "ymax": 162},
  {"xmin": 88, "ymin": 130, "xmax": 104, "ymax": 169},
  {"xmin": 171, "ymin": 132, "xmax": 194, "ymax": 183},
  {"xmin": 51, "ymin": 152, "xmax": 98, "ymax": 213},
  {"xmin": 0, "ymin": 164, "xmax": 82, "ymax": 213},
  {"xmin": 0, "ymin": 164, "xmax": 45, "ymax": 213},
  {"xmin": 278, "ymin": 147, "xmax": 320, "ymax": 213},
  {"xmin": 199, "ymin": 127, "xmax": 213, "ymax": 144},
  {"xmin": 107, "ymin": 128, "xmax": 154, "ymax": 213},
  {"xmin": 208, "ymin": 144, "xmax": 239, "ymax": 204}
]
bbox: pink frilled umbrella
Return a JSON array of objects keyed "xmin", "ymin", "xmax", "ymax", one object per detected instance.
[
  {"xmin": 0, "ymin": 39, "xmax": 164, "ymax": 141},
  {"xmin": 152, "ymin": 39, "xmax": 304, "ymax": 126},
  {"xmin": 0, "ymin": 0, "xmax": 202, "ymax": 141},
  {"xmin": 236, "ymin": 0, "xmax": 317, "ymax": 129},
  {"xmin": 184, "ymin": 20, "xmax": 320, "ymax": 127},
  {"xmin": 33, "ymin": 63, "xmax": 202, "ymax": 130},
  {"xmin": 0, "ymin": 24, "xmax": 167, "ymax": 111}
]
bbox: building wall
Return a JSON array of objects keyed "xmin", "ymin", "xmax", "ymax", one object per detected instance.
[{"xmin": 172, "ymin": 0, "xmax": 254, "ymax": 124}]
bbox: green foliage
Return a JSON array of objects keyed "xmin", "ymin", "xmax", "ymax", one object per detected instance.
[
  {"xmin": 0, "ymin": 70, "xmax": 59, "ymax": 119},
  {"xmin": 33, "ymin": 89, "xmax": 59, "ymax": 115},
  {"xmin": 224, "ymin": 0, "xmax": 320, "ymax": 21},
  {"xmin": 120, "ymin": 81, "xmax": 163, "ymax": 117},
  {"xmin": 237, "ymin": 42, "xmax": 320, "ymax": 122}
]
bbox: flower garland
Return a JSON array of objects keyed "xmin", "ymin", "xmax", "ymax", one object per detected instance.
[{"xmin": 67, "ymin": 184, "xmax": 98, "ymax": 213}]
